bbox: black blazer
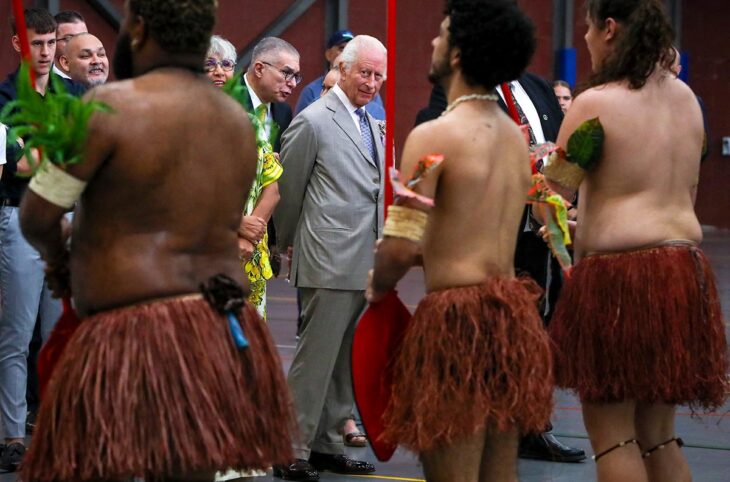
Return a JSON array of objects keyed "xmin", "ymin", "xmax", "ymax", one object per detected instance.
[
  {"xmin": 270, "ymin": 102, "xmax": 292, "ymax": 153},
  {"xmin": 500, "ymin": 73, "xmax": 564, "ymax": 322},
  {"xmin": 496, "ymin": 72, "xmax": 563, "ymax": 143}
]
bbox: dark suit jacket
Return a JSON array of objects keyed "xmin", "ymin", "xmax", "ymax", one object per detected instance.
[
  {"xmin": 496, "ymin": 73, "xmax": 562, "ymax": 143},
  {"xmin": 501, "ymin": 73, "xmax": 564, "ymax": 322},
  {"xmin": 414, "ymin": 84, "xmax": 448, "ymax": 126},
  {"xmin": 239, "ymin": 77, "xmax": 292, "ymax": 152},
  {"xmin": 270, "ymin": 102, "xmax": 292, "ymax": 153}
]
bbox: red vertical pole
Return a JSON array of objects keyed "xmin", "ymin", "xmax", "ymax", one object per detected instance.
[
  {"xmin": 11, "ymin": 0, "xmax": 36, "ymax": 88},
  {"xmin": 384, "ymin": 0, "xmax": 396, "ymax": 216}
]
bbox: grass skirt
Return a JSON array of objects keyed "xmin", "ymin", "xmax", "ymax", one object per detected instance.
[
  {"xmin": 21, "ymin": 295, "xmax": 294, "ymax": 482},
  {"xmin": 549, "ymin": 243, "xmax": 728, "ymax": 409},
  {"xmin": 382, "ymin": 277, "xmax": 553, "ymax": 452}
]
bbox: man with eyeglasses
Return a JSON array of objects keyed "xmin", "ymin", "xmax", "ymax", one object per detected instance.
[
  {"xmin": 237, "ymin": 37, "xmax": 301, "ymax": 321},
  {"xmin": 0, "ymin": 7, "xmax": 84, "ymax": 473},
  {"xmin": 52, "ymin": 10, "xmax": 88, "ymax": 80},
  {"xmin": 243, "ymin": 37, "xmax": 301, "ymax": 153}
]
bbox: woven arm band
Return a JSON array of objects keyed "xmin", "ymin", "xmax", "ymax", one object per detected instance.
[
  {"xmin": 383, "ymin": 205, "xmax": 428, "ymax": 242},
  {"xmin": 543, "ymin": 149, "xmax": 586, "ymax": 191},
  {"xmin": 29, "ymin": 163, "xmax": 87, "ymax": 209}
]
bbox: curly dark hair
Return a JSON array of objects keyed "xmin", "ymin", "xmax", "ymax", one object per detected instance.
[
  {"xmin": 586, "ymin": 0, "xmax": 675, "ymax": 89},
  {"xmin": 444, "ymin": 0, "xmax": 535, "ymax": 89},
  {"xmin": 129, "ymin": 0, "xmax": 216, "ymax": 55}
]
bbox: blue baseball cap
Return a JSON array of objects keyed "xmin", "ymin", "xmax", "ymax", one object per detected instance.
[{"xmin": 327, "ymin": 29, "xmax": 354, "ymax": 49}]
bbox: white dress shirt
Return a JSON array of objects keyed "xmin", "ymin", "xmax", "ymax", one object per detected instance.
[
  {"xmin": 52, "ymin": 64, "xmax": 70, "ymax": 79},
  {"xmin": 243, "ymin": 73, "xmax": 272, "ymax": 137},
  {"xmin": 496, "ymin": 80, "xmax": 546, "ymax": 145},
  {"xmin": 0, "ymin": 124, "xmax": 7, "ymax": 166},
  {"xmin": 331, "ymin": 84, "xmax": 366, "ymax": 135}
]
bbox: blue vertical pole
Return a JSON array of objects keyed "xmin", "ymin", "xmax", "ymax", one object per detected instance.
[
  {"xmin": 679, "ymin": 51, "xmax": 689, "ymax": 83},
  {"xmin": 555, "ymin": 48, "xmax": 577, "ymax": 88}
]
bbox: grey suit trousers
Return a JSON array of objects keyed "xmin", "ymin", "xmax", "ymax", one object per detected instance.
[{"xmin": 289, "ymin": 287, "xmax": 367, "ymax": 459}]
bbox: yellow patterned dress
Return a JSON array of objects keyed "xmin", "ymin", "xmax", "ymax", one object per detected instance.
[{"xmin": 242, "ymin": 105, "xmax": 283, "ymax": 320}]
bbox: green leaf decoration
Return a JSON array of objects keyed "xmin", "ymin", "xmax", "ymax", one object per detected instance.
[
  {"xmin": 526, "ymin": 174, "xmax": 573, "ymax": 273},
  {"xmin": 222, "ymin": 73, "xmax": 279, "ymax": 150},
  {"xmin": 566, "ymin": 117, "xmax": 604, "ymax": 170},
  {"xmin": 0, "ymin": 61, "xmax": 113, "ymax": 176}
]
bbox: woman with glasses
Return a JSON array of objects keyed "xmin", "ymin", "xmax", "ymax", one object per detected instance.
[{"xmin": 205, "ymin": 35, "xmax": 237, "ymax": 87}]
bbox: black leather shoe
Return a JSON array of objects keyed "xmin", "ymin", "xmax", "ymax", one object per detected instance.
[
  {"xmin": 519, "ymin": 432, "xmax": 586, "ymax": 463},
  {"xmin": 0, "ymin": 442, "xmax": 26, "ymax": 472},
  {"xmin": 272, "ymin": 459, "xmax": 319, "ymax": 481},
  {"xmin": 308, "ymin": 452, "xmax": 375, "ymax": 474}
]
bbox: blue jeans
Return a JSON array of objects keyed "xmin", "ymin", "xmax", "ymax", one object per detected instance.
[{"xmin": 0, "ymin": 206, "xmax": 61, "ymax": 439}]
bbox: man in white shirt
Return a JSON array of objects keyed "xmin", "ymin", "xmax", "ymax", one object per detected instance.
[
  {"xmin": 273, "ymin": 35, "xmax": 385, "ymax": 481},
  {"xmin": 496, "ymin": 73, "xmax": 587, "ymax": 463}
]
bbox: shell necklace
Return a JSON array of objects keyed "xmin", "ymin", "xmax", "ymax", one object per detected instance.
[{"xmin": 442, "ymin": 93, "xmax": 499, "ymax": 116}]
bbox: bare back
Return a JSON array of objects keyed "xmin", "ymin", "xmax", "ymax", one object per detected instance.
[
  {"xmin": 68, "ymin": 69, "xmax": 256, "ymax": 315},
  {"xmin": 564, "ymin": 71, "xmax": 704, "ymax": 256},
  {"xmin": 404, "ymin": 102, "xmax": 531, "ymax": 291}
]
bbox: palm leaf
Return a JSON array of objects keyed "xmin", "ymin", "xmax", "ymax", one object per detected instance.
[
  {"xmin": 222, "ymin": 73, "xmax": 279, "ymax": 149},
  {"xmin": 566, "ymin": 117, "xmax": 604, "ymax": 170},
  {"xmin": 0, "ymin": 61, "xmax": 113, "ymax": 176}
]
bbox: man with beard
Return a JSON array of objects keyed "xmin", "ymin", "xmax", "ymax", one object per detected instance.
[
  {"xmin": 366, "ymin": 0, "xmax": 553, "ymax": 480},
  {"xmin": 412, "ymin": 31, "xmax": 586, "ymax": 472},
  {"xmin": 16, "ymin": 1, "xmax": 294, "ymax": 481},
  {"xmin": 58, "ymin": 33, "xmax": 109, "ymax": 88}
]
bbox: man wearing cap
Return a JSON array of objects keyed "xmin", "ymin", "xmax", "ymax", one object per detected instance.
[{"xmin": 294, "ymin": 29, "xmax": 385, "ymax": 119}]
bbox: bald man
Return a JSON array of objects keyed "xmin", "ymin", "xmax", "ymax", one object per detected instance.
[{"xmin": 59, "ymin": 33, "xmax": 108, "ymax": 87}]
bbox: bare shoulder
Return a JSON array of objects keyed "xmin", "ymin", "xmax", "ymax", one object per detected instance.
[
  {"xmin": 666, "ymin": 75, "xmax": 701, "ymax": 107},
  {"xmin": 568, "ymin": 85, "xmax": 615, "ymax": 118},
  {"xmin": 81, "ymin": 79, "xmax": 136, "ymax": 110},
  {"xmin": 405, "ymin": 117, "xmax": 451, "ymax": 155},
  {"xmin": 406, "ymin": 112, "xmax": 482, "ymax": 151},
  {"xmin": 556, "ymin": 85, "xmax": 617, "ymax": 146}
]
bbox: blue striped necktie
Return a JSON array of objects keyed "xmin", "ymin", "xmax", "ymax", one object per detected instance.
[{"xmin": 355, "ymin": 108, "xmax": 376, "ymax": 161}]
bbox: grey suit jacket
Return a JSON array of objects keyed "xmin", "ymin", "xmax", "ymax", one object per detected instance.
[{"xmin": 275, "ymin": 90, "xmax": 385, "ymax": 291}]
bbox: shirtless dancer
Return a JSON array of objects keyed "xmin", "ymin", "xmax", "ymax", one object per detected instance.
[
  {"xmin": 366, "ymin": 1, "xmax": 553, "ymax": 480},
  {"xmin": 18, "ymin": 1, "xmax": 293, "ymax": 481},
  {"xmin": 544, "ymin": 1, "xmax": 728, "ymax": 481}
]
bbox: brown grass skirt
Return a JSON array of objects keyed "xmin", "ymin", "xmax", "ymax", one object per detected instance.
[
  {"xmin": 382, "ymin": 278, "xmax": 554, "ymax": 452},
  {"xmin": 21, "ymin": 295, "xmax": 295, "ymax": 482},
  {"xmin": 549, "ymin": 243, "xmax": 728, "ymax": 409}
]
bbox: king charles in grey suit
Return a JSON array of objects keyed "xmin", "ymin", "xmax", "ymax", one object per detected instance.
[{"xmin": 273, "ymin": 36, "xmax": 385, "ymax": 478}]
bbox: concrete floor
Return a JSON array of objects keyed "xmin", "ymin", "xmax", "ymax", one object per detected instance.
[{"xmin": 2, "ymin": 227, "xmax": 729, "ymax": 481}]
